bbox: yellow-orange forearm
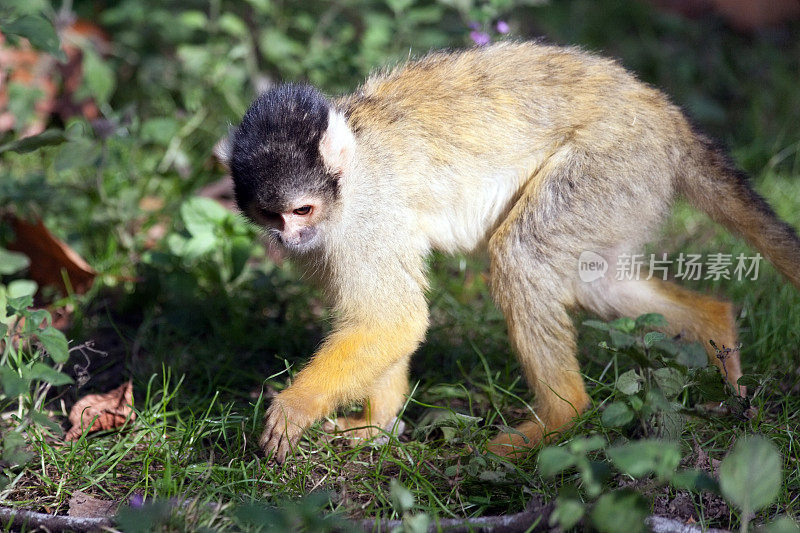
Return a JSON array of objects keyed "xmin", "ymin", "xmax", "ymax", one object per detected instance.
[{"xmin": 276, "ymin": 317, "xmax": 427, "ymax": 423}]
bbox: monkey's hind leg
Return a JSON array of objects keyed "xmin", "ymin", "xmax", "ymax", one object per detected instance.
[
  {"xmin": 486, "ymin": 258, "xmax": 589, "ymax": 456},
  {"xmin": 485, "ymin": 163, "xmax": 595, "ymax": 458},
  {"xmin": 322, "ymin": 353, "xmax": 410, "ymax": 444}
]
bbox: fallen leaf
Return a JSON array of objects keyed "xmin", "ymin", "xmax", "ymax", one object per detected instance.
[
  {"xmin": 138, "ymin": 196, "xmax": 165, "ymax": 212},
  {"xmin": 6, "ymin": 214, "xmax": 96, "ymax": 297},
  {"xmin": 68, "ymin": 490, "xmax": 118, "ymax": 518},
  {"xmin": 0, "ymin": 19, "xmax": 110, "ymax": 136},
  {"xmin": 65, "ymin": 380, "xmax": 135, "ymax": 441}
]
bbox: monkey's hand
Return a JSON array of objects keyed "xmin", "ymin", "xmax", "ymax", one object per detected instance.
[{"xmin": 259, "ymin": 395, "xmax": 315, "ymax": 463}]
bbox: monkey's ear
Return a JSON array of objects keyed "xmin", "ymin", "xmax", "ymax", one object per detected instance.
[
  {"xmin": 214, "ymin": 130, "xmax": 233, "ymax": 168},
  {"xmin": 319, "ymin": 110, "xmax": 355, "ymax": 177}
]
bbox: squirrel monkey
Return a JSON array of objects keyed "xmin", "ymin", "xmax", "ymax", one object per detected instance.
[{"xmin": 218, "ymin": 42, "xmax": 800, "ymax": 462}]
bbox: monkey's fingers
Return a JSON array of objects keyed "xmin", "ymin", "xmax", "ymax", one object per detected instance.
[
  {"xmin": 260, "ymin": 422, "xmax": 291, "ymax": 462},
  {"xmin": 260, "ymin": 405, "xmax": 304, "ymax": 463}
]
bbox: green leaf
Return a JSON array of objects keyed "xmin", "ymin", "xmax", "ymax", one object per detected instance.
[
  {"xmin": 178, "ymin": 10, "xmax": 208, "ymax": 30},
  {"xmin": 583, "ymin": 319, "xmax": 610, "ymax": 331},
  {"xmin": 654, "ymin": 409, "xmax": 685, "ymax": 441},
  {"xmin": 141, "ymin": 117, "xmax": 180, "ymax": 146},
  {"xmin": 0, "ymin": 367, "xmax": 29, "ymax": 397},
  {"xmin": 26, "ymin": 362, "xmax": 74, "ymax": 386},
  {"xmin": 229, "ymin": 236, "xmax": 252, "ymax": 281},
  {"xmin": 1, "ymin": 15, "xmax": 62, "ymax": 57},
  {"xmin": 218, "ymin": 13, "xmax": 249, "ymax": 37},
  {"xmin": 568, "ymin": 435, "xmax": 606, "ymax": 454},
  {"xmin": 607, "ymin": 440, "xmax": 681, "ymax": 480},
  {"xmin": 609, "ymin": 329, "xmax": 635, "ymax": 349},
  {"xmin": 116, "ymin": 501, "xmax": 173, "ymax": 533},
  {"xmin": 7, "ymin": 294, "xmax": 34, "ymax": 311},
  {"xmin": 182, "ymin": 233, "xmax": 217, "ymax": 260},
  {"xmin": 643, "ymin": 331, "xmax": 667, "ymax": 347},
  {"xmin": 653, "ymin": 367, "xmax": 685, "ymax": 399},
  {"xmin": 591, "ymin": 490, "xmax": 648, "ymax": 533},
  {"xmin": 54, "ymin": 140, "xmax": 102, "ymax": 172},
  {"xmin": 29, "ymin": 410, "xmax": 64, "ymax": 435},
  {"xmin": 2, "ymin": 431, "xmax": 34, "ymax": 467},
  {"xmin": 635, "ymin": 313, "xmax": 668, "ymax": 329},
  {"xmin": 609, "ymin": 317, "xmax": 636, "ymax": 333},
  {"xmin": 550, "ymin": 496, "xmax": 584, "ymax": 529},
  {"xmin": 581, "ymin": 460, "xmax": 612, "ymax": 499},
  {"xmin": 737, "ymin": 374, "xmax": 764, "ymax": 390},
  {"xmin": 616, "ymin": 369, "xmax": 642, "ymax": 395},
  {"xmin": 390, "ymin": 479, "xmax": 415, "ymax": 513},
  {"xmin": 403, "ymin": 513, "xmax": 430, "ymax": 533},
  {"xmin": 671, "ymin": 468, "xmax": 719, "ymax": 492},
  {"xmin": 719, "ymin": 436, "xmax": 782, "ymax": 516},
  {"xmin": 693, "ymin": 367, "xmax": 728, "ymax": 402},
  {"xmin": 181, "ymin": 197, "xmax": 230, "ymax": 237},
  {"xmin": 26, "ymin": 309, "xmax": 50, "ymax": 328},
  {"xmin": 601, "ymin": 401, "xmax": 634, "ymax": 427},
  {"xmin": 0, "ymin": 323, "xmax": 7, "ymax": 339},
  {"xmin": 82, "ymin": 48, "xmax": 115, "ymax": 104},
  {"xmin": 673, "ymin": 341, "xmax": 708, "ymax": 368},
  {"xmin": 0, "ymin": 248, "xmax": 30, "ymax": 275},
  {"xmin": 387, "ymin": 0, "xmax": 415, "ymax": 12},
  {"xmin": 7, "ymin": 279, "xmax": 37, "ymax": 299},
  {"xmin": 0, "ymin": 129, "xmax": 67, "ymax": 154},
  {"xmin": 37, "ymin": 326, "xmax": 69, "ymax": 363},
  {"xmin": 538, "ymin": 446, "xmax": 575, "ymax": 477},
  {"xmin": 764, "ymin": 517, "xmax": 800, "ymax": 533}
]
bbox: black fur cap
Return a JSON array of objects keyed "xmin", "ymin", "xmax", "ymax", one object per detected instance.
[{"xmin": 229, "ymin": 84, "xmax": 339, "ymax": 215}]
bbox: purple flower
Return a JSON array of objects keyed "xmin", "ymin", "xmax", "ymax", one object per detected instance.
[
  {"xmin": 470, "ymin": 31, "xmax": 491, "ymax": 46},
  {"xmin": 129, "ymin": 494, "xmax": 144, "ymax": 508},
  {"xmin": 468, "ymin": 21, "xmax": 481, "ymax": 30},
  {"xmin": 496, "ymin": 20, "xmax": 510, "ymax": 34}
]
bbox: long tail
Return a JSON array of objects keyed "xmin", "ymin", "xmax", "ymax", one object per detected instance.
[{"xmin": 679, "ymin": 133, "xmax": 800, "ymax": 289}]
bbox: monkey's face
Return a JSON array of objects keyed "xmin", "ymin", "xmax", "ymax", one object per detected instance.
[
  {"xmin": 232, "ymin": 144, "xmax": 338, "ymax": 254},
  {"xmin": 247, "ymin": 193, "xmax": 327, "ymax": 253},
  {"xmin": 224, "ymin": 84, "xmax": 353, "ymax": 255}
]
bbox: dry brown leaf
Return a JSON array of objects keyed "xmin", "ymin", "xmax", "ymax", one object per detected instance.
[
  {"xmin": 65, "ymin": 380, "xmax": 135, "ymax": 441},
  {"xmin": 0, "ymin": 20, "xmax": 109, "ymax": 135},
  {"xmin": 138, "ymin": 196, "xmax": 165, "ymax": 212},
  {"xmin": 6, "ymin": 215, "xmax": 96, "ymax": 296},
  {"xmin": 68, "ymin": 490, "xmax": 118, "ymax": 518}
]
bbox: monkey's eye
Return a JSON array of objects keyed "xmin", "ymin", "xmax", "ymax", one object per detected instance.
[{"xmin": 293, "ymin": 205, "xmax": 313, "ymax": 216}]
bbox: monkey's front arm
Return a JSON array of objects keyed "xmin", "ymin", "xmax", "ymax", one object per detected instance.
[{"xmin": 260, "ymin": 315, "xmax": 428, "ymax": 462}]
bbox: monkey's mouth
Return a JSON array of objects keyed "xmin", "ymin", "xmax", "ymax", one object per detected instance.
[{"xmin": 270, "ymin": 227, "xmax": 320, "ymax": 254}]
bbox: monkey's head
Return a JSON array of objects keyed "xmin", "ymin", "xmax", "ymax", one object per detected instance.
[{"xmin": 220, "ymin": 84, "xmax": 355, "ymax": 254}]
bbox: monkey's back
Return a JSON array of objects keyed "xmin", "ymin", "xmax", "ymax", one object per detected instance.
[
  {"xmin": 343, "ymin": 42, "xmax": 684, "ymax": 162},
  {"xmin": 340, "ymin": 42, "xmax": 691, "ymax": 253}
]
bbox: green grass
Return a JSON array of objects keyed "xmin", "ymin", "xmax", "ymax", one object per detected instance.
[
  {"xmin": 2, "ymin": 0, "xmax": 800, "ymax": 530},
  {"xmin": 4, "ymin": 171, "xmax": 800, "ymax": 530}
]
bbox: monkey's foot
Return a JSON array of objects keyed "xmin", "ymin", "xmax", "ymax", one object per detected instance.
[
  {"xmin": 260, "ymin": 399, "xmax": 310, "ymax": 463},
  {"xmin": 486, "ymin": 421, "xmax": 547, "ymax": 459},
  {"xmin": 322, "ymin": 416, "xmax": 405, "ymax": 447}
]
